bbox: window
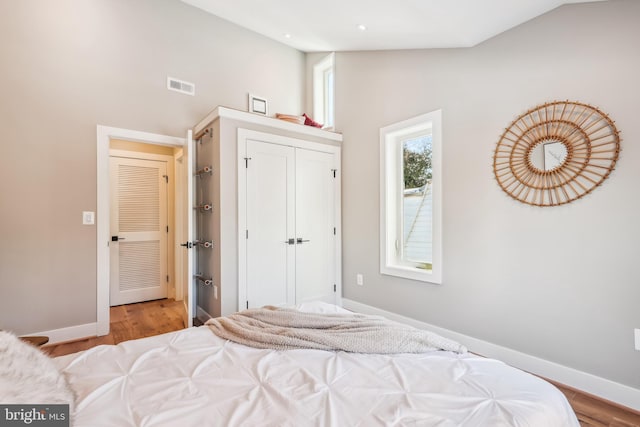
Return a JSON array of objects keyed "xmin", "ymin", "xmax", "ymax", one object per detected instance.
[
  {"xmin": 313, "ymin": 53, "xmax": 335, "ymax": 129},
  {"xmin": 380, "ymin": 110, "xmax": 442, "ymax": 283}
]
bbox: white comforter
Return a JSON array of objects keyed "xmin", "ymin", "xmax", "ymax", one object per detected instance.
[{"xmin": 54, "ymin": 306, "xmax": 579, "ymax": 427}]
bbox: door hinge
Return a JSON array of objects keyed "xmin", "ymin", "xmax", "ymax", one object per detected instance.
[
  {"xmin": 331, "ymin": 169, "xmax": 337, "ymax": 178},
  {"xmin": 244, "ymin": 157, "xmax": 251, "ymax": 168},
  {"xmin": 246, "ymin": 301, "xmax": 249, "ymax": 309},
  {"xmin": 166, "ymin": 225, "xmax": 169, "ymax": 233},
  {"xmin": 166, "ymin": 275, "xmax": 170, "ymax": 282},
  {"xmin": 163, "ymin": 175, "xmax": 168, "ymax": 183},
  {"xmin": 246, "ymin": 230, "xmax": 249, "ymax": 239},
  {"xmin": 334, "ymin": 284, "xmax": 336, "ymax": 292},
  {"xmin": 333, "ymin": 227, "xmax": 336, "ymax": 235}
]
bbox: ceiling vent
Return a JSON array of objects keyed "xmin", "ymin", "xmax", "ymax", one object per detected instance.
[{"xmin": 167, "ymin": 76, "xmax": 195, "ymax": 96}]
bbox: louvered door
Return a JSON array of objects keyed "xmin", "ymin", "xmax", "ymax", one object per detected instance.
[{"xmin": 109, "ymin": 157, "xmax": 168, "ymax": 306}]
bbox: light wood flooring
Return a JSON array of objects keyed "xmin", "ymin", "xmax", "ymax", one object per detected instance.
[
  {"xmin": 43, "ymin": 298, "xmax": 186, "ymax": 357},
  {"xmin": 42, "ymin": 299, "xmax": 640, "ymax": 426}
]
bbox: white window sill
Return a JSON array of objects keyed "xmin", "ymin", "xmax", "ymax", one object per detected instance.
[{"xmin": 381, "ymin": 264, "xmax": 441, "ymax": 284}]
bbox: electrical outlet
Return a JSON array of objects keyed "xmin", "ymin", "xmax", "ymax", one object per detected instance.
[
  {"xmin": 214, "ymin": 285, "xmax": 218, "ymax": 300},
  {"xmin": 356, "ymin": 274, "xmax": 364, "ymax": 286},
  {"xmin": 635, "ymin": 329, "xmax": 640, "ymax": 351}
]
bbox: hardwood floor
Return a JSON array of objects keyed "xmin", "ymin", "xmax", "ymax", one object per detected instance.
[
  {"xmin": 42, "ymin": 300, "xmax": 640, "ymax": 426},
  {"xmin": 42, "ymin": 298, "xmax": 186, "ymax": 357},
  {"xmin": 550, "ymin": 381, "xmax": 640, "ymax": 427}
]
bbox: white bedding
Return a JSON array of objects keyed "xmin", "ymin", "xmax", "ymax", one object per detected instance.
[{"xmin": 53, "ymin": 304, "xmax": 579, "ymax": 426}]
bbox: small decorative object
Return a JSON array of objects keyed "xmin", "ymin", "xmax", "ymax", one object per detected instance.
[
  {"xmin": 493, "ymin": 100, "xmax": 620, "ymax": 207},
  {"xmin": 248, "ymin": 93, "xmax": 268, "ymax": 115},
  {"xmin": 275, "ymin": 113, "xmax": 305, "ymax": 124},
  {"xmin": 303, "ymin": 113, "xmax": 323, "ymax": 128}
]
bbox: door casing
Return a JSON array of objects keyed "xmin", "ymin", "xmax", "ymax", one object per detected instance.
[{"xmin": 96, "ymin": 126, "xmax": 186, "ymax": 336}]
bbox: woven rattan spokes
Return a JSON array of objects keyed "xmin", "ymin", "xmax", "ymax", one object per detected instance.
[{"xmin": 493, "ymin": 101, "xmax": 620, "ymax": 206}]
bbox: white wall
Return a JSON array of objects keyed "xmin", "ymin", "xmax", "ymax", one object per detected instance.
[
  {"xmin": 333, "ymin": 0, "xmax": 640, "ymax": 391},
  {"xmin": 0, "ymin": 0, "xmax": 304, "ymax": 335}
]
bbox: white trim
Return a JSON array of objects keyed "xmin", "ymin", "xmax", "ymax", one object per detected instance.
[
  {"xmin": 341, "ymin": 298, "xmax": 640, "ymax": 412},
  {"xmin": 333, "ymin": 148, "xmax": 343, "ymax": 307},
  {"xmin": 237, "ymin": 134, "xmax": 248, "ymax": 312},
  {"xmin": 109, "ymin": 149, "xmax": 175, "ymax": 163},
  {"xmin": 174, "ymin": 150, "xmax": 185, "ymax": 303},
  {"xmin": 96, "ymin": 125, "xmax": 185, "ymax": 336},
  {"xmin": 379, "ymin": 110, "xmax": 442, "ymax": 284},
  {"xmin": 196, "ymin": 305, "xmax": 213, "ymax": 324},
  {"xmin": 24, "ymin": 323, "xmax": 97, "ymax": 346},
  {"xmin": 194, "ymin": 106, "xmax": 342, "ymax": 142}
]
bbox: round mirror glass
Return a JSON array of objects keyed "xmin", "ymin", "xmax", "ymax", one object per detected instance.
[{"xmin": 529, "ymin": 141, "xmax": 567, "ymax": 171}]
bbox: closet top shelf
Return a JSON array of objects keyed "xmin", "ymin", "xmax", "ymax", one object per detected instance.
[{"xmin": 193, "ymin": 106, "xmax": 343, "ymax": 142}]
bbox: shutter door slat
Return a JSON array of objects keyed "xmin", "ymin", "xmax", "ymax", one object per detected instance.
[
  {"xmin": 118, "ymin": 164, "xmax": 160, "ymax": 233},
  {"xmin": 119, "ymin": 241, "xmax": 161, "ymax": 291}
]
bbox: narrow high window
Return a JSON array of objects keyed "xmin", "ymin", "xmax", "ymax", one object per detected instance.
[
  {"xmin": 380, "ymin": 110, "xmax": 442, "ymax": 283},
  {"xmin": 313, "ymin": 53, "xmax": 335, "ymax": 129}
]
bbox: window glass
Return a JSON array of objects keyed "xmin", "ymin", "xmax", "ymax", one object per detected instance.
[
  {"xmin": 325, "ymin": 69, "xmax": 335, "ymax": 128},
  {"xmin": 313, "ymin": 53, "xmax": 335, "ymax": 129},
  {"xmin": 402, "ymin": 134, "xmax": 432, "ymax": 268}
]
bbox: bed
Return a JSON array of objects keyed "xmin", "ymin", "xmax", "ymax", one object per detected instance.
[{"xmin": 11, "ymin": 303, "xmax": 580, "ymax": 426}]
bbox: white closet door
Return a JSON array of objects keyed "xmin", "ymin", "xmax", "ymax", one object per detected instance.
[
  {"xmin": 245, "ymin": 140, "xmax": 295, "ymax": 309},
  {"xmin": 295, "ymin": 148, "xmax": 336, "ymax": 304},
  {"xmin": 109, "ymin": 157, "xmax": 168, "ymax": 306}
]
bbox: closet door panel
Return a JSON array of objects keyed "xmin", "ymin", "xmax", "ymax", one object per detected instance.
[
  {"xmin": 295, "ymin": 148, "xmax": 335, "ymax": 304},
  {"xmin": 245, "ymin": 140, "xmax": 295, "ymax": 308}
]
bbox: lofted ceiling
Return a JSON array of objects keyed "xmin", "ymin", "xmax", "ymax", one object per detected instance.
[{"xmin": 181, "ymin": 0, "xmax": 605, "ymax": 52}]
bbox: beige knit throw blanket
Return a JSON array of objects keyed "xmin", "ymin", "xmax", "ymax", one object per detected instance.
[{"xmin": 205, "ymin": 306, "xmax": 467, "ymax": 354}]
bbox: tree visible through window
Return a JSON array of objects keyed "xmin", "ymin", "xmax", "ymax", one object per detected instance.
[{"xmin": 403, "ymin": 136, "xmax": 432, "ymax": 188}]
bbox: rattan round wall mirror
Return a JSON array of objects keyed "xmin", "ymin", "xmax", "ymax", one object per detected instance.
[{"xmin": 493, "ymin": 100, "xmax": 620, "ymax": 207}]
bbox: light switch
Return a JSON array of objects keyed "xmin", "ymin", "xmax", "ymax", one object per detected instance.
[{"xmin": 83, "ymin": 211, "xmax": 95, "ymax": 225}]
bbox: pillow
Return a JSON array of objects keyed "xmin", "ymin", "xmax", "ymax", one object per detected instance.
[
  {"xmin": 0, "ymin": 331, "xmax": 75, "ymax": 409},
  {"xmin": 303, "ymin": 113, "xmax": 323, "ymax": 128}
]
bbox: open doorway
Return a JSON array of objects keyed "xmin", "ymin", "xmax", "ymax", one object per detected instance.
[{"xmin": 96, "ymin": 126, "xmax": 190, "ymax": 336}]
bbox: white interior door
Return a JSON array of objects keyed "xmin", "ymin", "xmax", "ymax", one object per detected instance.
[
  {"xmin": 295, "ymin": 148, "xmax": 336, "ymax": 304},
  {"xmin": 109, "ymin": 156, "xmax": 168, "ymax": 306},
  {"xmin": 245, "ymin": 140, "xmax": 295, "ymax": 309}
]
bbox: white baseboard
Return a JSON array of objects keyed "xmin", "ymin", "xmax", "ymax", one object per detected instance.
[
  {"xmin": 342, "ymin": 298, "xmax": 640, "ymax": 412},
  {"xmin": 196, "ymin": 306, "xmax": 213, "ymax": 324},
  {"xmin": 23, "ymin": 323, "xmax": 98, "ymax": 346}
]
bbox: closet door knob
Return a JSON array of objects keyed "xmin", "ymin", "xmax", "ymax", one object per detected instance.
[
  {"xmin": 296, "ymin": 238, "xmax": 310, "ymax": 244},
  {"xmin": 284, "ymin": 238, "xmax": 295, "ymax": 245}
]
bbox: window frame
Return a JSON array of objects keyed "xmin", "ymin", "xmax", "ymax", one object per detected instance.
[
  {"xmin": 313, "ymin": 53, "xmax": 335, "ymax": 130},
  {"xmin": 379, "ymin": 110, "xmax": 442, "ymax": 284}
]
